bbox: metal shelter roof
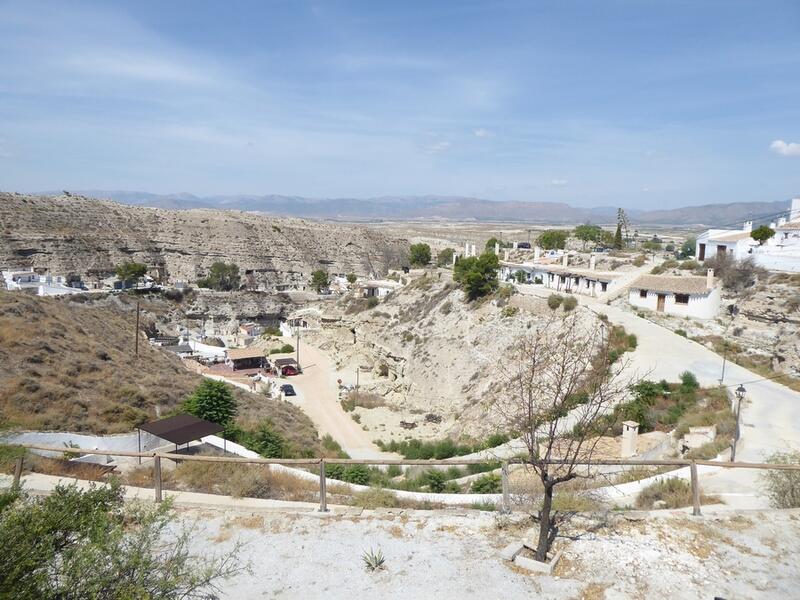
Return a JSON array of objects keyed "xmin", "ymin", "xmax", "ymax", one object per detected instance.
[{"xmin": 138, "ymin": 414, "xmax": 223, "ymax": 445}]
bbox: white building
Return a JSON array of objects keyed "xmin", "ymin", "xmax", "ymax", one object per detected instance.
[
  {"xmin": 2, "ymin": 268, "xmax": 84, "ymax": 296},
  {"xmin": 696, "ymin": 197, "xmax": 800, "ymax": 272},
  {"xmin": 501, "ymin": 253, "xmax": 622, "ymax": 298},
  {"xmin": 358, "ymin": 279, "xmax": 402, "ymax": 298},
  {"xmin": 628, "ymin": 270, "xmax": 720, "ymax": 320}
]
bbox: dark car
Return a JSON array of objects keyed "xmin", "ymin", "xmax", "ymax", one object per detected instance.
[
  {"xmin": 280, "ymin": 384, "xmax": 296, "ymax": 396},
  {"xmin": 517, "ymin": 242, "xmax": 531, "ymax": 249}
]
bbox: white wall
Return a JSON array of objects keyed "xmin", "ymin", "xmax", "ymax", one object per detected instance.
[{"xmin": 628, "ymin": 287, "xmax": 720, "ymax": 320}]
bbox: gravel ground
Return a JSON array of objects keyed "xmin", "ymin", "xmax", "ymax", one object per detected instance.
[{"xmin": 176, "ymin": 507, "xmax": 800, "ymax": 599}]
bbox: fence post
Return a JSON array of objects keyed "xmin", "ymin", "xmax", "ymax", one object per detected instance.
[
  {"xmin": 153, "ymin": 455, "xmax": 163, "ymax": 503},
  {"xmin": 501, "ymin": 461, "xmax": 511, "ymax": 513},
  {"xmin": 690, "ymin": 461, "xmax": 700, "ymax": 516},
  {"xmin": 319, "ymin": 459, "xmax": 328, "ymax": 512},
  {"xmin": 12, "ymin": 456, "xmax": 24, "ymax": 489}
]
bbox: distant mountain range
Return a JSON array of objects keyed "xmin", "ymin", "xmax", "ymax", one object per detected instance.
[{"xmin": 49, "ymin": 190, "xmax": 793, "ymax": 227}]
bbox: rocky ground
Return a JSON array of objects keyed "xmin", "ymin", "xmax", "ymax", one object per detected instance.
[
  {"xmin": 0, "ymin": 192, "xmax": 408, "ymax": 287},
  {"xmin": 182, "ymin": 506, "xmax": 800, "ymax": 599},
  {"xmin": 302, "ymin": 270, "xmax": 600, "ymax": 441}
]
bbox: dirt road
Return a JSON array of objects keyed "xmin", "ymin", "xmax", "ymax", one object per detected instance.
[{"xmin": 287, "ymin": 343, "xmax": 396, "ymax": 460}]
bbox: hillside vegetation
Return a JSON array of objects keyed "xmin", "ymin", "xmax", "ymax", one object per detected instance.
[{"xmin": 0, "ymin": 292, "xmax": 318, "ymax": 452}]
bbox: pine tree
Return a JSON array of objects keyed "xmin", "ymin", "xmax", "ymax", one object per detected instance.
[{"xmin": 613, "ymin": 223, "xmax": 623, "ymax": 249}]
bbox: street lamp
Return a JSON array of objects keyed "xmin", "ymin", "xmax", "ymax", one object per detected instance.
[{"xmin": 731, "ymin": 384, "xmax": 746, "ymax": 462}]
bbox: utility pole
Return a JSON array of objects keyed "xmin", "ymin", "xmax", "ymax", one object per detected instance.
[
  {"xmin": 295, "ymin": 327, "xmax": 300, "ymax": 367},
  {"xmin": 134, "ymin": 299, "xmax": 140, "ymax": 358}
]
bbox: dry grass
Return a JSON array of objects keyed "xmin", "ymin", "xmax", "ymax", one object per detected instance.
[
  {"xmin": 635, "ymin": 478, "xmax": 720, "ymax": 509},
  {"xmin": 24, "ymin": 454, "xmax": 115, "ymax": 481},
  {"xmin": 0, "ymin": 292, "xmax": 319, "ymax": 452}
]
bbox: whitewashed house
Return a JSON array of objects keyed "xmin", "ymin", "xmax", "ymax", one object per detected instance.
[
  {"xmin": 501, "ymin": 253, "xmax": 622, "ymax": 298},
  {"xmin": 358, "ymin": 279, "xmax": 402, "ymax": 298},
  {"xmin": 696, "ymin": 197, "xmax": 800, "ymax": 272},
  {"xmin": 628, "ymin": 270, "xmax": 720, "ymax": 319}
]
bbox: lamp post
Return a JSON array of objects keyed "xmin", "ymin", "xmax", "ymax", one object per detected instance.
[{"xmin": 731, "ymin": 384, "xmax": 746, "ymax": 462}]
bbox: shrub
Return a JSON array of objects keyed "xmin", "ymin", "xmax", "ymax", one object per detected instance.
[
  {"xmin": 351, "ymin": 488, "xmax": 398, "ymax": 509},
  {"xmin": 453, "ymin": 253, "xmax": 500, "ymax": 301},
  {"xmin": 346, "ymin": 273, "xmax": 357, "ymax": 284},
  {"xmin": 470, "ymin": 473, "xmax": 502, "ymax": 494},
  {"xmin": 409, "ymin": 243, "xmax": 432, "ymax": 266},
  {"xmin": 761, "ymin": 451, "xmax": 800, "ymax": 508},
  {"xmin": 562, "ymin": 296, "xmax": 578, "ymax": 312},
  {"xmin": 547, "ymin": 294, "xmax": 564, "ymax": 310},
  {"xmin": 422, "ymin": 470, "xmax": 447, "ymax": 493},
  {"xmin": 679, "ymin": 371, "xmax": 699, "ymax": 392},
  {"xmin": 115, "ymin": 261, "xmax": 147, "ymax": 283},
  {"xmin": 635, "ymin": 478, "xmax": 696, "ymax": 509},
  {"xmin": 197, "ymin": 262, "xmax": 240, "ymax": 291},
  {"xmin": 632, "ymin": 255, "xmax": 647, "ymax": 267},
  {"xmin": 679, "ymin": 260, "xmax": 700, "ymax": 270},
  {"xmin": 675, "ymin": 329, "xmax": 687, "ymax": 337},
  {"xmin": 362, "ymin": 547, "xmax": 386, "ymax": 571},
  {"xmin": 501, "ymin": 306, "xmax": 519, "ymax": 318},
  {"xmin": 182, "ymin": 379, "xmax": 238, "ymax": 426},
  {"xmin": 437, "ymin": 248, "xmax": 455, "ymax": 267},
  {"xmin": 366, "ymin": 297, "xmax": 379, "ymax": 309},
  {"xmin": 247, "ymin": 421, "xmax": 288, "ymax": 458}
]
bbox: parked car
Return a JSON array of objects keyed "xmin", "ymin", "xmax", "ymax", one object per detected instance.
[
  {"xmin": 281, "ymin": 365, "xmax": 299, "ymax": 376},
  {"xmin": 517, "ymin": 242, "xmax": 531, "ymax": 249},
  {"xmin": 280, "ymin": 384, "xmax": 296, "ymax": 396}
]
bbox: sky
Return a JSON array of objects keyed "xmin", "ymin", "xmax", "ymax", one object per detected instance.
[{"xmin": 0, "ymin": 0, "xmax": 798, "ymax": 208}]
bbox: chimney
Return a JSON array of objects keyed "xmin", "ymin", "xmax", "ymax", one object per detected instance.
[
  {"xmin": 791, "ymin": 197, "xmax": 800, "ymax": 223},
  {"xmin": 534, "ymin": 246, "xmax": 541, "ymax": 260},
  {"xmin": 504, "ymin": 249, "xmax": 510, "ymax": 261},
  {"xmin": 778, "ymin": 217, "xmax": 787, "ymax": 227},
  {"xmin": 452, "ymin": 252, "xmax": 457, "ymax": 266},
  {"xmin": 707, "ymin": 268, "xmax": 714, "ymax": 289},
  {"xmin": 589, "ymin": 255, "xmax": 596, "ymax": 270},
  {"xmin": 495, "ymin": 242, "xmax": 500, "ymax": 255},
  {"xmin": 621, "ymin": 421, "xmax": 639, "ymax": 458},
  {"xmin": 562, "ymin": 253, "xmax": 568, "ymax": 267},
  {"xmin": 513, "ymin": 241, "xmax": 519, "ymax": 250},
  {"xmin": 743, "ymin": 220, "xmax": 753, "ymax": 232},
  {"xmin": 471, "ymin": 243, "xmax": 477, "ymax": 257},
  {"xmin": 465, "ymin": 241, "xmax": 470, "ymax": 257}
]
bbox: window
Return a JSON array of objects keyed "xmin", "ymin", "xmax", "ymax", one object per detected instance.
[
  {"xmin": 675, "ymin": 294, "xmax": 689, "ymax": 305},
  {"xmin": 639, "ymin": 289, "xmax": 647, "ymax": 298}
]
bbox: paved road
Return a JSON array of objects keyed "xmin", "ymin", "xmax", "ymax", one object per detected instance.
[
  {"xmin": 513, "ymin": 285, "xmax": 800, "ymax": 507},
  {"xmin": 289, "ymin": 343, "xmax": 396, "ymax": 460}
]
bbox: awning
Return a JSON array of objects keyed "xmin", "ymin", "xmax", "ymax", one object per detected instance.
[{"xmin": 138, "ymin": 414, "xmax": 223, "ymax": 445}]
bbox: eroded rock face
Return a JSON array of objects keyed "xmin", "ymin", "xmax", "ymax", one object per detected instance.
[{"xmin": 0, "ymin": 193, "xmax": 408, "ymax": 286}]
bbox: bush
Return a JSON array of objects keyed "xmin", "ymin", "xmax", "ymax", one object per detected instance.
[
  {"xmin": 761, "ymin": 452, "xmax": 800, "ymax": 508},
  {"xmin": 632, "ymin": 255, "xmax": 647, "ymax": 267},
  {"xmin": 679, "ymin": 371, "xmax": 699, "ymax": 392},
  {"xmin": 470, "ymin": 473, "xmax": 502, "ymax": 494},
  {"xmin": 679, "ymin": 260, "xmax": 700, "ymax": 270},
  {"xmin": 247, "ymin": 421, "xmax": 288, "ymax": 458},
  {"xmin": 437, "ymin": 248, "xmax": 455, "ymax": 267},
  {"xmin": 422, "ymin": 470, "xmax": 447, "ymax": 493},
  {"xmin": 635, "ymin": 478, "xmax": 693, "ymax": 509},
  {"xmin": 351, "ymin": 488, "xmax": 399, "ymax": 509},
  {"xmin": 409, "ymin": 243, "xmax": 432, "ymax": 266},
  {"xmin": 0, "ymin": 482, "xmax": 241, "ymax": 597},
  {"xmin": 453, "ymin": 253, "xmax": 499, "ymax": 301},
  {"xmin": 547, "ymin": 294, "xmax": 564, "ymax": 310},
  {"xmin": 197, "ymin": 262, "xmax": 240, "ymax": 291},
  {"xmin": 366, "ymin": 297, "xmax": 379, "ymax": 309},
  {"xmin": 562, "ymin": 296, "xmax": 578, "ymax": 312},
  {"xmin": 675, "ymin": 329, "xmax": 687, "ymax": 337},
  {"xmin": 182, "ymin": 379, "xmax": 238, "ymax": 426}
]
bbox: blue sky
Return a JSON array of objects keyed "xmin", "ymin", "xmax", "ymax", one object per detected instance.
[{"xmin": 0, "ymin": 0, "xmax": 798, "ymax": 208}]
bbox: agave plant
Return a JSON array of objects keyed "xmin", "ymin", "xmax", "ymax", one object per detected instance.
[{"xmin": 361, "ymin": 547, "xmax": 386, "ymax": 572}]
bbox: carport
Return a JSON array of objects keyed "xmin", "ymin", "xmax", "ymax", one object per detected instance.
[{"xmin": 137, "ymin": 414, "xmax": 224, "ymax": 462}]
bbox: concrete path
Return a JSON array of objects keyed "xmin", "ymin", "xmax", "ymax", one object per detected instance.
[{"xmin": 290, "ymin": 342, "xmax": 396, "ymax": 460}]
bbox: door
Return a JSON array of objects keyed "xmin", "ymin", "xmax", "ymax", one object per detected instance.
[
  {"xmin": 698, "ymin": 243, "xmax": 706, "ymax": 261},
  {"xmin": 716, "ymin": 245, "xmax": 726, "ymax": 256},
  {"xmin": 657, "ymin": 294, "xmax": 666, "ymax": 312}
]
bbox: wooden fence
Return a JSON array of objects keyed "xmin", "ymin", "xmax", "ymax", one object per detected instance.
[{"xmin": 7, "ymin": 443, "xmax": 800, "ymax": 516}]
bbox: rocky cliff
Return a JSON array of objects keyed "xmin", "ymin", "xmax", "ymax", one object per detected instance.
[{"xmin": 0, "ymin": 192, "xmax": 408, "ymax": 286}]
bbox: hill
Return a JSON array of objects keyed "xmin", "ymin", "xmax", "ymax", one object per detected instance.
[
  {"xmin": 0, "ymin": 192, "xmax": 408, "ymax": 286},
  {"xmin": 62, "ymin": 189, "xmax": 793, "ymax": 226},
  {"xmin": 0, "ymin": 292, "xmax": 319, "ymax": 451}
]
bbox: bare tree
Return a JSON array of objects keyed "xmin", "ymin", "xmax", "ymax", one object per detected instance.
[{"xmin": 497, "ymin": 311, "xmax": 634, "ymax": 562}]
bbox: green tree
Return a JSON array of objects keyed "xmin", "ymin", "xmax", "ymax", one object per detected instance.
[
  {"xmin": 422, "ymin": 469, "xmax": 447, "ymax": 493},
  {"xmin": 484, "ymin": 237, "xmax": 511, "ymax": 252},
  {"xmin": 613, "ymin": 223, "xmax": 623, "ymax": 250},
  {"xmin": 115, "ymin": 261, "xmax": 147, "ymax": 283},
  {"xmin": 679, "ymin": 238, "xmax": 696, "ymax": 258},
  {"xmin": 310, "ymin": 269, "xmax": 329, "ymax": 292},
  {"xmin": 346, "ymin": 272, "xmax": 357, "ymax": 284},
  {"xmin": 453, "ymin": 252, "xmax": 500, "ymax": 301},
  {"xmin": 248, "ymin": 420, "xmax": 287, "ymax": 458},
  {"xmin": 197, "ymin": 262, "xmax": 240, "ymax": 291},
  {"xmin": 409, "ymin": 243, "xmax": 432, "ymax": 266},
  {"xmin": 437, "ymin": 248, "xmax": 455, "ymax": 267},
  {"xmin": 642, "ymin": 239, "xmax": 662, "ymax": 252},
  {"xmin": 573, "ymin": 224, "xmax": 603, "ymax": 250},
  {"xmin": 182, "ymin": 379, "xmax": 238, "ymax": 426},
  {"xmin": 0, "ymin": 482, "xmax": 241, "ymax": 599},
  {"xmin": 751, "ymin": 225, "xmax": 775, "ymax": 245},
  {"xmin": 537, "ymin": 230, "xmax": 568, "ymax": 250}
]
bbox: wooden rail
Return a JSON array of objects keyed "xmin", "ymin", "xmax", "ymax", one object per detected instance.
[{"xmin": 6, "ymin": 443, "xmax": 800, "ymax": 516}]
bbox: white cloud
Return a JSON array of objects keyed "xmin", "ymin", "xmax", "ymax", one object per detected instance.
[
  {"xmin": 473, "ymin": 128, "xmax": 493, "ymax": 138},
  {"xmin": 550, "ymin": 179, "xmax": 568, "ymax": 187},
  {"xmin": 422, "ymin": 140, "xmax": 452, "ymax": 154},
  {"xmin": 770, "ymin": 139, "xmax": 800, "ymax": 157},
  {"xmin": 62, "ymin": 52, "xmax": 210, "ymax": 85}
]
